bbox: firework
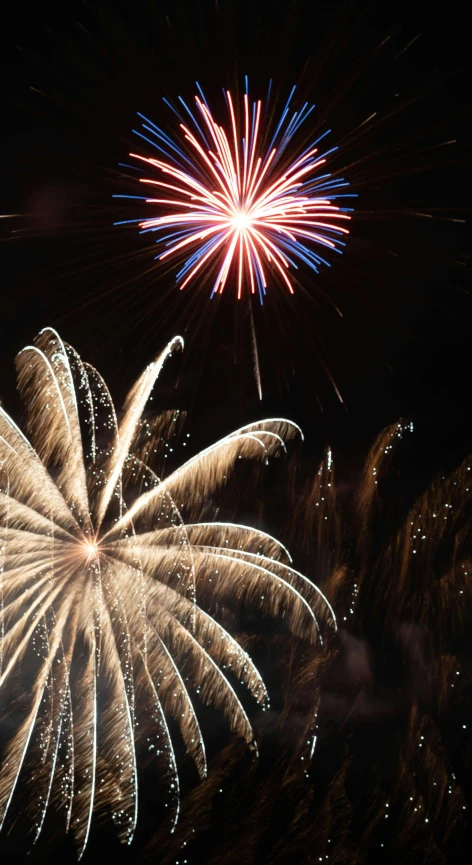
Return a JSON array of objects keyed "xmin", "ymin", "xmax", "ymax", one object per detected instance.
[
  {"xmin": 0, "ymin": 328, "xmax": 335, "ymax": 856},
  {"xmin": 115, "ymin": 80, "xmax": 353, "ymax": 301},
  {"xmin": 144, "ymin": 424, "xmax": 472, "ymax": 865}
]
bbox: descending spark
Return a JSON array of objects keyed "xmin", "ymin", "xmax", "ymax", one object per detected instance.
[
  {"xmin": 0, "ymin": 329, "xmax": 335, "ymax": 855},
  {"xmin": 115, "ymin": 80, "xmax": 354, "ymax": 301},
  {"xmin": 248, "ymin": 302, "xmax": 262, "ymax": 400}
]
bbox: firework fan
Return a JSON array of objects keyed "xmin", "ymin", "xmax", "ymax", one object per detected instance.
[
  {"xmin": 115, "ymin": 79, "xmax": 354, "ymax": 301},
  {"xmin": 0, "ymin": 328, "xmax": 335, "ymax": 857}
]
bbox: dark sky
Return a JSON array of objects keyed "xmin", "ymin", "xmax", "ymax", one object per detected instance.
[
  {"xmin": 0, "ymin": 4, "xmax": 471, "ymax": 864},
  {"xmin": 1, "ymin": 0, "xmax": 470, "ymax": 480}
]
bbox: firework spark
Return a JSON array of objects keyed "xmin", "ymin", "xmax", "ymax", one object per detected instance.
[
  {"xmin": 148, "ymin": 426, "xmax": 471, "ymax": 865},
  {"xmin": 0, "ymin": 328, "xmax": 335, "ymax": 856},
  {"xmin": 115, "ymin": 80, "xmax": 353, "ymax": 301}
]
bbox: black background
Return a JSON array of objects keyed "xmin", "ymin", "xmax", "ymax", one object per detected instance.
[
  {"xmin": 1, "ymin": 0, "xmax": 470, "ymax": 480},
  {"xmin": 0, "ymin": 1, "xmax": 470, "ymax": 862}
]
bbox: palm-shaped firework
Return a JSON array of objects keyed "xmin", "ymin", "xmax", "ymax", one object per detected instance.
[{"xmin": 0, "ymin": 328, "xmax": 335, "ymax": 857}]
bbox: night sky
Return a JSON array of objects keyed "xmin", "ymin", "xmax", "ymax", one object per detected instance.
[
  {"xmin": 1, "ymin": 0, "xmax": 470, "ymax": 472},
  {"xmin": 1, "ymin": 1, "xmax": 471, "ymax": 862}
]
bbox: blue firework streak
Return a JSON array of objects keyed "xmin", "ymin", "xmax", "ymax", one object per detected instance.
[{"xmin": 115, "ymin": 81, "xmax": 355, "ymax": 303}]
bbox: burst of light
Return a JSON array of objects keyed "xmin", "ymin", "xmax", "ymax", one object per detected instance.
[
  {"xmin": 83, "ymin": 539, "xmax": 99, "ymax": 560},
  {"xmin": 115, "ymin": 80, "xmax": 354, "ymax": 302},
  {"xmin": 0, "ymin": 328, "xmax": 335, "ymax": 856}
]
